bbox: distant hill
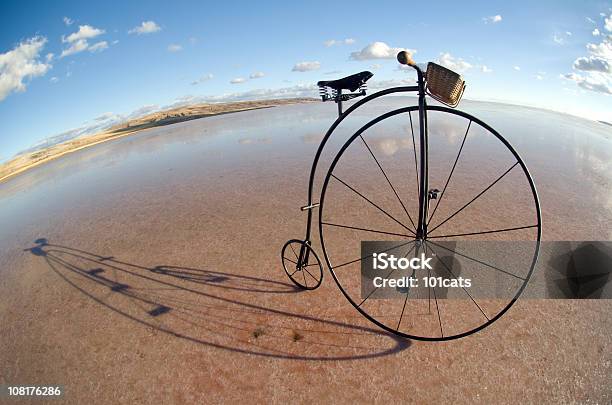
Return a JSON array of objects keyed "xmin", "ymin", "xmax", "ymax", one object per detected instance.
[{"xmin": 1, "ymin": 98, "xmax": 316, "ymax": 183}]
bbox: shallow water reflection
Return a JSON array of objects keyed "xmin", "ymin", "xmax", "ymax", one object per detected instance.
[{"xmin": 0, "ymin": 98, "xmax": 610, "ymax": 254}]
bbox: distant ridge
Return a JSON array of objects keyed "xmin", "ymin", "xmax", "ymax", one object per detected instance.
[{"xmin": 0, "ymin": 98, "xmax": 316, "ymax": 184}]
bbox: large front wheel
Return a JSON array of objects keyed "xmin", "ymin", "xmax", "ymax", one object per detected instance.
[{"xmin": 318, "ymin": 105, "xmax": 541, "ymax": 341}]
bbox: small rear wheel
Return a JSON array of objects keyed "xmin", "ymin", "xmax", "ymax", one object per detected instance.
[{"xmin": 281, "ymin": 239, "xmax": 323, "ymax": 290}]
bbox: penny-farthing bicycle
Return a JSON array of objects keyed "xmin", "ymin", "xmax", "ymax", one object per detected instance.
[{"xmin": 281, "ymin": 51, "xmax": 541, "ymax": 341}]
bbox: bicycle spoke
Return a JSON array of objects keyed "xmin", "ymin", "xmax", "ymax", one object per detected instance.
[
  {"xmin": 332, "ymin": 239, "xmax": 415, "ymax": 270},
  {"xmin": 433, "ymin": 278, "xmax": 443, "ymax": 338},
  {"xmin": 396, "ymin": 266, "xmax": 417, "ymax": 331},
  {"xmin": 426, "ymin": 239, "xmax": 526, "ymax": 280},
  {"xmin": 303, "ymin": 266, "xmax": 319, "ymax": 282},
  {"xmin": 396, "ymin": 290, "xmax": 410, "ymax": 331},
  {"xmin": 357, "ymin": 243, "xmax": 416, "ymax": 308},
  {"xmin": 428, "ymin": 224, "xmax": 539, "ymax": 239},
  {"xmin": 428, "ymin": 120, "xmax": 471, "ymax": 226},
  {"xmin": 360, "ymin": 135, "xmax": 417, "ymax": 230},
  {"xmin": 427, "ymin": 267, "xmax": 431, "ymax": 313},
  {"xmin": 284, "ymin": 256, "xmax": 298, "ymax": 265},
  {"xmin": 289, "ymin": 243, "xmax": 299, "ymax": 260},
  {"xmin": 321, "ymin": 221, "xmax": 411, "ymax": 238},
  {"xmin": 409, "ymin": 111, "xmax": 420, "ymax": 197},
  {"xmin": 428, "ymin": 162, "xmax": 519, "ymax": 234},
  {"xmin": 427, "ymin": 242, "xmax": 489, "ymax": 321},
  {"xmin": 330, "ymin": 174, "xmax": 416, "ymax": 235},
  {"xmin": 429, "ymin": 239, "xmax": 443, "ymax": 337},
  {"xmin": 302, "ymin": 266, "xmax": 308, "ymax": 287}
]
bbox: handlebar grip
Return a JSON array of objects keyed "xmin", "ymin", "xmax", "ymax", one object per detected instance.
[{"xmin": 397, "ymin": 51, "xmax": 415, "ymax": 66}]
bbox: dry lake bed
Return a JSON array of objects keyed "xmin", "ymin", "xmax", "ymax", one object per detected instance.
[{"xmin": 0, "ymin": 98, "xmax": 610, "ymax": 403}]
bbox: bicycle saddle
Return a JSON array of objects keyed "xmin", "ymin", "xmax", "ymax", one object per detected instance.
[{"xmin": 317, "ymin": 71, "xmax": 373, "ymax": 92}]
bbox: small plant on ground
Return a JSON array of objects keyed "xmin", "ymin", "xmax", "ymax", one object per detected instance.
[
  {"xmin": 292, "ymin": 330, "xmax": 303, "ymax": 342},
  {"xmin": 252, "ymin": 327, "xmax": 265, "ymax": 339}
]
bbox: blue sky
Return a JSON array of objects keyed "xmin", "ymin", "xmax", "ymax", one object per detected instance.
[{"xmin": 1, "ymin": 0, "xmax": 611, "ymax": 160}]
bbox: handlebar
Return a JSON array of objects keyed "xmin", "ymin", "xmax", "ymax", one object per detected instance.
[
  {"xmin": 397, "ymin": 50, "xmax": 415, "ymax": 66},
  {"xmin": 397, "ymin": 50, "xmax": 425, "ymax": 81}
]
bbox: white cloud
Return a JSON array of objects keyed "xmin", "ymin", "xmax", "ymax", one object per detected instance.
[
  {"xmin": 566, "ymin": 31, "xmax": 573, "ymax": 36},
  {"xmin": 46, "ymin": 53, "xmax": 54, "ymax": 62},
  {"xmin": 230, "ymin": 77, "xmax": 246, "ymax": 84},
  {"xmin": 573, "ymin": 56, "xmax": 611, "ymax": 72},
  {"xmin": 535, "ymin": 74, "xmax": 544, "ymax": 80},
  {"xmin": 292, "ymin": 61, "xmax": 320, "ymax": 72},
  {"xmin": 50, "ymin": 76, "xmax": 59, "ymax": 83},
  {"xmin": 371, "ymin": 63, "xmax": 382, "ymax": 70},
  {"xmin": 437, "ymin": 52, "xmax": 472, "ymax": 72},
  {"xmin": 606, "ymin": 14, "xmax": 612, "ymax": 31},
  {"xmin": 128, "ymin": 21, "xmax": 161, "ymax": 35},
  {"xmin": 562, "ymin": 72, "xmax": 612, "ymax": 94},
  {"xmin": 513, "ymin": 66, "xmax": 521, "ymax": 71},
  {"xmin": 93, "ymin": 112, "xmax": 116, "ymax": 122},
  {"xmin": 250, "ymin": 72, "xmax": 265, "ymax": 79},
  {"xmin": 191, "ymin": 73, "xmax": 213, "ymax": 85},
  {"xmin": 60, "ymin": 25, "xmax": 107, "ymax": 57},
  {"xmin": 593, "ymin": 28, "xmax": 601, "ymax": 36},
  {"xmin": 63, "ymin": 16, "xmax": 73, "ymax": 26},
  {"xmin": 0, "ymin": 36, "xmax": 51, "ymax": 101},
  {"xmin": 587, "ymin": 38, "xmax": 612, "ymax": 60},
  {"xmin": 480, "ymin": 65, "xmax": 492, "ymax": 73},
  {"xmin": 21, "ymin": 112, "xmax": 125, "ymax": 154},
  {"xmin": 350, "ymin": 42, "xmax": 411, "ymax": 60},
  {"xmin": 188, "ymin": 84, "xmax": 319, "ymax": 103},
  {"xmin": 483, "ymin": 14, "xmax": 502, "ymax": 24},
  {"xmin": 563, "ymin": 33, "xmax": 612, "ymax": 95},
  {"xmin": 127, "ymin": 104, "xmax": 160, "ymax": 119},
  {"xmin": 61, "ymin": 39, "xmax": 88, "ymax": 57},
  {"xmin": 180, "ymin": 79, "xmax": 414, "ymax": 104},
  {"xmin": 88, "ymin": 41, "xmax": 108, "ymax": 53},
  {"xmin": 63, "ymin": 25, "xmax": 105, "ymax": 43},
  {"xmin": 396, "ymin": 63, "xmax": 412, "ymax": 71},
  {"xmin": 587, "ymin": 17, "xmax": 596, "ymax": 24},
  {"xmin": 324, "ymin": 38, "xmax": 355, "ymax": 47},
  {"xmin": 167, "ymin": 44, "xmax": 182, "ymax": 52},
  {"xmin": 553, "ymin": 34, "xmax": 565, "ymax": 45}
]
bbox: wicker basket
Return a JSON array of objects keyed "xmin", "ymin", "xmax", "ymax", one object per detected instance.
[{"xmin": 425, "ymin": 62, "xmax": 466, "ymax": 107}]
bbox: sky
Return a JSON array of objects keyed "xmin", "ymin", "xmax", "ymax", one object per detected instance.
[{"xmin": 1, "ymin": 0, "xmax": 611, "ymax": 161}]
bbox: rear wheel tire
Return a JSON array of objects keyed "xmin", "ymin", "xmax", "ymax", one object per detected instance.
[{"xmin": 281, "ymin": 239, "xmax": 323, "ymax": 290}]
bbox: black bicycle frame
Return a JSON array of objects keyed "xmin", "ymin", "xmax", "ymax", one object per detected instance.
[{"xmin": 301, "ymin": 64, "xmax": 429, "ymax": 256}]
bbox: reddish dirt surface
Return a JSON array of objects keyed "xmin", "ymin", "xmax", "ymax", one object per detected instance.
[{"xmin": 0, "ymin": 101, "xmax": 610, "ymax": 403}]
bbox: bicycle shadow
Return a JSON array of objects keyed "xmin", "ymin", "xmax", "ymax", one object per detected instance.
[{"xmin": 26, "ymin": 238, "xmax": 410, "ymax": 361}]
